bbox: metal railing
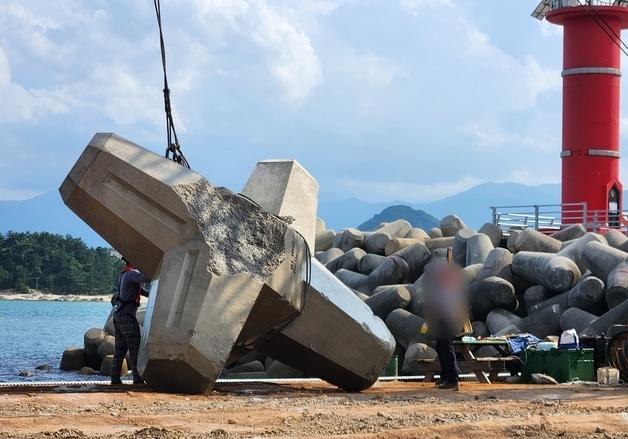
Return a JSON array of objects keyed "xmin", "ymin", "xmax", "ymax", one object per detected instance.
[
  {"xmin": 491, "ymin": 203, "xmax": 628, "ymax": 233},
  {"xmin": 551, "ymin": 0, "xmax": 628, "ymax": 9}
]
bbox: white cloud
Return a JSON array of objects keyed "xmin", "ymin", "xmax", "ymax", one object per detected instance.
[
  {"xmin": 0, "ymin": 46, "xmax": 74, "ymax": 123},
  {"xmin": 0, "ymin": 187, "xmax": 43, "ymax": 200},
  {"xmin": 190, "ymin": 0, "xmax": 322, "ymax": 104},
  {"xmin": 400, "ymin": 0, "xmax": 452, "ymax": 15}
]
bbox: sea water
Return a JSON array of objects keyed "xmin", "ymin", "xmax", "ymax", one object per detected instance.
[{"xmin": 0, "ymin": 300, "xmax": 111, "ymax": 382}]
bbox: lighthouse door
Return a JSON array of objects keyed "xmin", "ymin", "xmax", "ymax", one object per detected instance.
[{"xmin": 608, "ymin": 186, "xmax": 620, "ymax": 228}]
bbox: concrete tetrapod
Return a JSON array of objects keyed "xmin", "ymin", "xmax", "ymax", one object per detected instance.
[
  {"xmin": 466, "ymin": 233, "xmax": 494, "ymax": 266},
  {"xmin": 385, "ymin": 238, "xmax": 422, "ymax": 256},
  {"xmin": 604, "ymin": 229, "xmax": 628, "ymax": 252},
  {"xmin": 523, "ymin": 286, "xmax": 547, "ymax": 314},
  {"xmin": 60, "ymin": 133, "xmax": 395, "ymax": 393},
  {"xmin": 358, "ymin": 254, "xmax": 388, "ymax": 275},
  {"xmin": 582, "ymin": 241, "xmax": 627, "ymax": 280},
  {"xmin": 440, "ymin": 215, "xmax": 467, "ymax": 237},
  {"xmin": 393, "ymin": 242, "xmax": 430, "ymax": 283},
  {"xmin": 470, "ymin": 276, "xmax": 517, "ymax": 320},
  {"xmin": 519, "ymin": 304, "xmax": 563, "ymax": 339},
  {"xmin": 605, "ymin": 263, "xmax": 628, "ymax": 308},
  {"xmin": 551, "ymin": 224, "xmax": 586, "ymax": 242},
  {"xmin": 586, "ymin": 298, "xmax": 628, "ymax": 335},
  {"xmin": 560, "ymin": 308, "xmax": 598, "ymax": 334},
  {"xmin": 478, "ymin": 223, "xmax": 503, "ymax": 247},
  {"xmin": 566, "ymin": 276, "xmax": 606, "ymax": 314},
  {"xmin": 365, "ymin": 286, "xmax": 411, "ymax": 320},
  {"xmin": 477, "ymin": 248, "xmax": 513, "ymax": 282},
  {"xmin": 385, "ymin": 309, "xmax": 428, "ymax": 349},
  {"xmin": 512, "ymin": 252, "xmax": 581, "ymax": 292},
  {"xmin": 406, "ymin": 228, "xmax": 430, "ymax": 241},
  {"xmin": 339, "ymin": 228, "xmax": 364, "ymax": 252},
  {"xmin": 557, "ymin": 233, "xmax": 607, "ymax": 273},
  {"xmin": 315, "ymin": 230, "xmax": 335, "ymax": 252},
  {"xmin": 453, "ymin": 228, "xmax": 476, "ymax": 266},
  {"xmin": 514, "ymin": 229, "xmax": 562, "ymax": 253},
  {"xmin": 362, "ymin": 220, "xmax": 412, "ymax": 255},
  {"xmin": 486, "ymin": 309, "xmax": 522, "ymax": 335}
]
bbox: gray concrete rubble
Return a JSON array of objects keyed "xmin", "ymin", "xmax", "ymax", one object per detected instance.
[{"xmin": 60, "ymin": 133, "xmax": 394, "ymax": 393}]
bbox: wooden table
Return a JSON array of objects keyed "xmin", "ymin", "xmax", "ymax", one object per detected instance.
[{"xmin": 412, "ymin": 339, "xmax": 520, "ymax": 384}]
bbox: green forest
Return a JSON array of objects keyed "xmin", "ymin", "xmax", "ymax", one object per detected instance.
[{"xmin": 0, "ymin": 232, "xmax": 122, "ymax": 294}]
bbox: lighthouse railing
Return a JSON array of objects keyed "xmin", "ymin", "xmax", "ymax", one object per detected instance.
[
  {"xmin": 490, "ymin": 202, "xmax": 628, "ymax": 234},
  {"xmin": 550, "ymin": 0, "xmax": 628, "ymax": 10}
]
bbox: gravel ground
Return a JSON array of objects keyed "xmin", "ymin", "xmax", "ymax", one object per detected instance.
[{"xmin": 0, "ymin": 381, "xmax": 627, "ymax": 438}]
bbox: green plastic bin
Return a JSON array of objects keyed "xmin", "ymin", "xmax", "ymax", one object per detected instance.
[{"xmin": 521, "ymin": 348, "xmax": 594, "ymax": 383}]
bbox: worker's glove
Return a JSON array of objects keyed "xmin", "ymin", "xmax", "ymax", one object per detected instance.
[{"xmin": 420, "ymin": 322, "xmax": 429, "ymax": 335}]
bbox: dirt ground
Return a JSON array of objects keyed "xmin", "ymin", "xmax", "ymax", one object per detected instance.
[{"xmin": 0, "ymin": 381, "xmax": 626, "ymax": 439}]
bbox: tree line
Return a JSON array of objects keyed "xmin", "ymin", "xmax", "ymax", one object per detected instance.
[{"xmin": 0, "ymin": 231, "xmax": 122, "ymax": 294}]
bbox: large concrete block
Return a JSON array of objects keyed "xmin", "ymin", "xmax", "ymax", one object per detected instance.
[
  {"xmin": 241, "ymin": 160, "xmax": 319, "ymax": 251},
  {"xmin": 61, "ymin": 133, "xmax": 393, "ymax": 394}
]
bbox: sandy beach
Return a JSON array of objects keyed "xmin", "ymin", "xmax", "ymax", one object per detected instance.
[{"xmin": 0, "ymin": 290, "xmax": 110, "ymax": 302}]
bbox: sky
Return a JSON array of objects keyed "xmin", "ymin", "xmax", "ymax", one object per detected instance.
[{"xmin": 0, "ymin": 0, "xmax": 624, "ymax": 204}]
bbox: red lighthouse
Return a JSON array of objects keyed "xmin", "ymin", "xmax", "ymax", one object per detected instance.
[{"xmin": 535, "ymin": 0, "xmax": 628, "ymax": 226}]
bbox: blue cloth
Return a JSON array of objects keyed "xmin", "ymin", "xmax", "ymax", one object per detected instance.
[{"xmin": 507, "ymin": 333, "xmax": 542, "ymax": 354}]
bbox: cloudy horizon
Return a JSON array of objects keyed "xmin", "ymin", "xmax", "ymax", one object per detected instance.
[{"xmin": 0, "ymin": 0, "xmax": 622, "ymax": 204}]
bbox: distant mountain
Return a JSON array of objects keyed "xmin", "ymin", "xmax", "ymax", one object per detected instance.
[
  {"xmin": 358, "ymin": 205, "xmax": 439, "ymax": 231},
  {"xmin": 0, "ymin": 192, "xmax": 106, "ymax": 248},
  {"xmin": 318, "ymin": 182, "xmax": 561, "ymax": 230},
  {"xmin": 0, "ymin": 182, "xmax": 562, "ymax": 246}
]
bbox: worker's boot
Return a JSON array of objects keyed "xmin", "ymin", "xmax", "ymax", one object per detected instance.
[
  {"xmin": 111, "ymin": 376, "xmax": 123, "ymax": 386},
  {"xmin": 132, "ymin": 371, "xmax": 145, "ymax": 386}
]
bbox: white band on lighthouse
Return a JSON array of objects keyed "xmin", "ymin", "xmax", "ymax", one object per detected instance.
[
  {"xmin": 588, "ymin": 149, "xmax": 621, "ymax": 158},
  {"xmin": 562, "ymin": 67, "xmax": 622, "ymax": 77}
]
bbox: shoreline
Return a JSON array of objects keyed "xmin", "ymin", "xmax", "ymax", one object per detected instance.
[{"xmin": 0, "ymin": 290, "xmax": 110, "ymax": 302}]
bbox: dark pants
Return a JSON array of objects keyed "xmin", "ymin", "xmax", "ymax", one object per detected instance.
[
  {"xmin": 113, "ymin": 312, "xmax": 142, "ymax": 381},
  {"xmin": 436, "ymin": 338, "xmax": 459, "ymax": 383}
]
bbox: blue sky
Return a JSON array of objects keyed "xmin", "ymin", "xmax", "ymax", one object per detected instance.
[{"xmin": 0, "ymin": 0, "xmax": 623, "ymax": 203}]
